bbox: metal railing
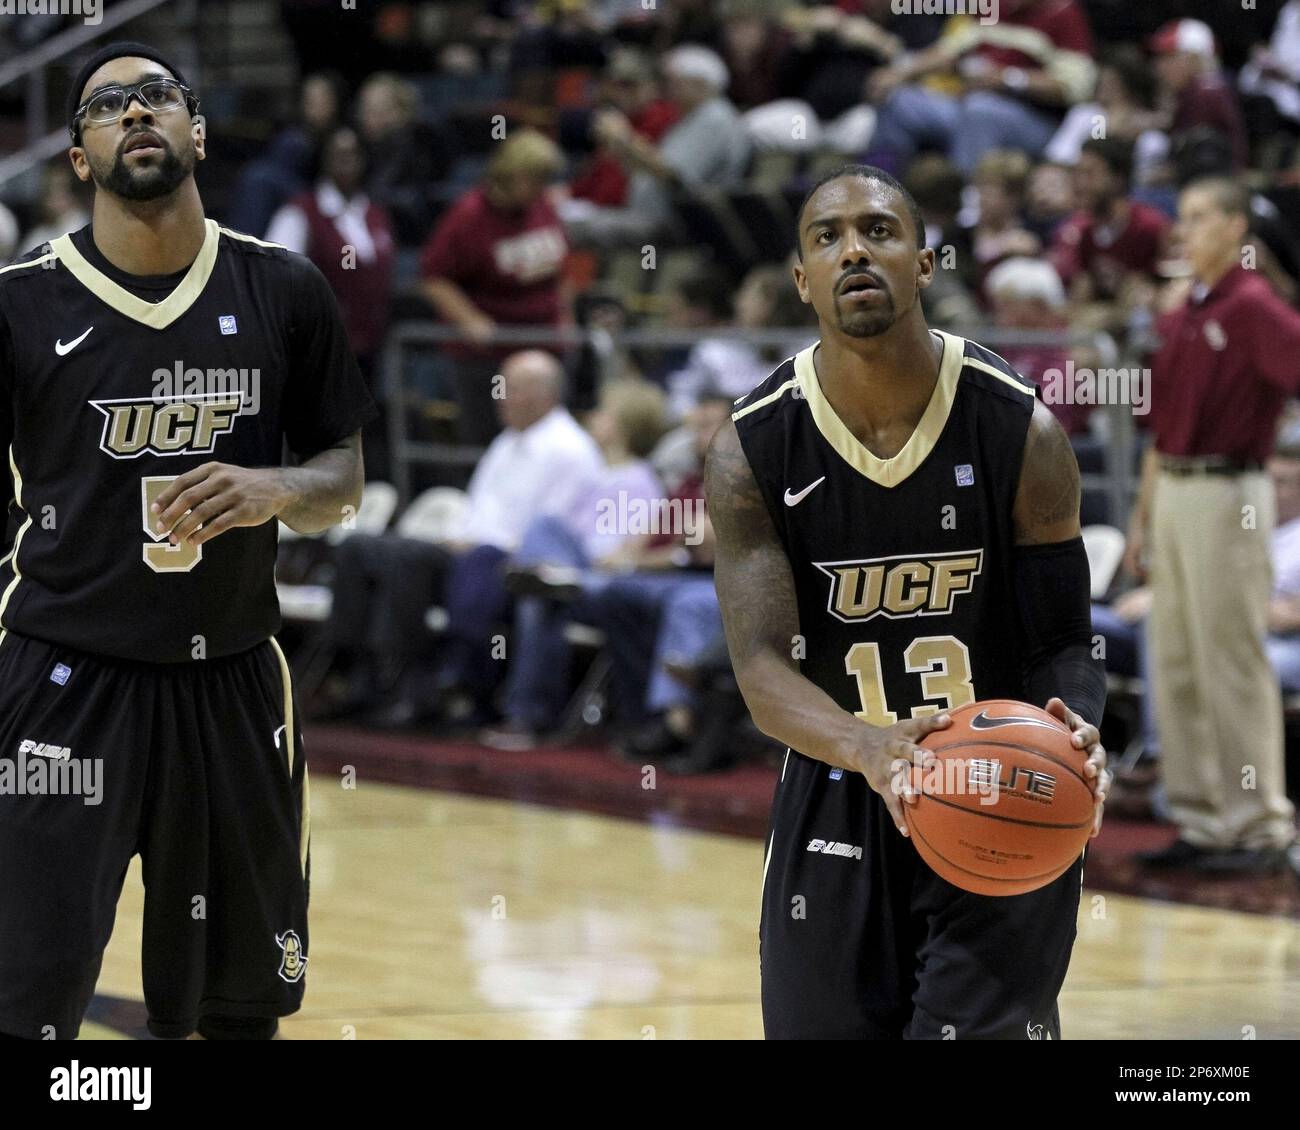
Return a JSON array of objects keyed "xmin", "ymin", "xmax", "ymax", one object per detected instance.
[
  {"xmin": 380, "ymin": 321, "xmax": 1135, "ymax": 523},
  {"xmin": 0, "ymin": 0, "xmax": 197, "ymax": 188}
]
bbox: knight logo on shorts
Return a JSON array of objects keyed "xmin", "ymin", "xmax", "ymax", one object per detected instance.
[
  {"xmin": 806, "ymin": 839, "xmax": 863, "ymax": 859},
  {"xmin": 275, "ymin": 930, "xmax": 307, "ymax": 983},
  {"xmin": 1027, "ymin": 1021, "xmax": 1052, "ymax": 1040}
]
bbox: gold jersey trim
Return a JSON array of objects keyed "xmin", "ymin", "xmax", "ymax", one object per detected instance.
[
  {"xmin": 0, "ymin": 252, "xmax": 57, "ymax": 276},
  {"xmin": 962, "ymin": 355, "xmax": 1035, "ymax": 399},
  {"xmin": 218, "ymin": 225, "xmax": 287, "ymax": 250},
  {"xmin": 795, "ymin": 329, "xmax": 965, "ymax": 489},
  {"xmin": 0, "ymin": 444, "xmax": 32, "ymax": 646},
  {"xmin": 48, "ymin": 217, "xmax": 221, "ymax": 330},
  {"xmin": 731, "ymin": 375, "xmax": 800, "ymax": 422},
  {"xmin": 270, "ymin": 636, "xmax": 311, "ymax": 878}
]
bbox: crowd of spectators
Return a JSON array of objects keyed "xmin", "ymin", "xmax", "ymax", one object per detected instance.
[{"xmin": 7, "ymin": 1, "xmax": 1300, "ymax": 787}]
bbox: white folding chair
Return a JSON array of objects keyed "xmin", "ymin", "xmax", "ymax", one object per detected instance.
[
  {"xmin": 396, "ymin": 487, "xmax": 468, "ymax": 543},
  {"xmin": 1082, "ymin": 524, "xmax": 1126, "ymax": 600},
  {"xmin": 325, "ymin": 480, "xmax": 399, "ymax": 545}
]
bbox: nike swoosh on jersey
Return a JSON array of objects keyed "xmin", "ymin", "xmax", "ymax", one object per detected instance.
[
  {"xmin": 969, "ymin": 710, "xmax": 1062, "ymax": 732},
  {"xmin": 784, "ymin": 476, "xmax": 826, "ymax": 506},
  {"xmin": 54, "ymin": 326, "xmax": 94, "ymax": 355}
]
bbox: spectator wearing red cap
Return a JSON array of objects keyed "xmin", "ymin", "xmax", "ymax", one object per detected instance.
[
  {"xmin": 1151, "ymin": 18, "xmax": 1248, "ymax": 171},
  {"xmin": 1125, "ymin": 177, "xmax": 1300, "ymax": 874}
]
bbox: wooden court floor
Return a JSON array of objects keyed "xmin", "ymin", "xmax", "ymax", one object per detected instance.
[{"xmin": 88, "ymin": 783, "xmax": 1300, "ymax": 1039}]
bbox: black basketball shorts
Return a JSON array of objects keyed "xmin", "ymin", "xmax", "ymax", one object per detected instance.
[
  {"xmin": 760, "ymin": 749, "xmax": 1084, "ymax": 1040},
  {"xmin": 0, "ymin": 631, "xmax": 310, "ymax": 1039}
]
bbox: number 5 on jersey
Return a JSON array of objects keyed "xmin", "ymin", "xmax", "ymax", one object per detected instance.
[
  {"xmin": 845, "ymin": 635, "xmax": 974, "ymax": 725},
  {"xmin": 142, "ymin": 476, "xmax": 201, "ymax": 573}
]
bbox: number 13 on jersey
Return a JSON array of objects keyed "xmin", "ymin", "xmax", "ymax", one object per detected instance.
[{"xmin": 845, "ymin": 635, "xmax": 974, "ymax": 725}]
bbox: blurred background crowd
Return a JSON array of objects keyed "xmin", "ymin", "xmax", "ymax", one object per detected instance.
[{"xmin": 4, "ymin": 0, "xmax": 1300, "ymax": 801}]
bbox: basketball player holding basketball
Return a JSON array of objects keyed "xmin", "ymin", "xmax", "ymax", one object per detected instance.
[
  {"xmin": 0, "ymin": 43, "xmax": 374, "ymax": 1039},
  {"xmin": 707, "ymin": 166, "xmax": 1111, "ymax": 1039}
]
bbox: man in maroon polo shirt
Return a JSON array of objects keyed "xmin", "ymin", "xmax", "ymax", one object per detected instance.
[{"xmin": 1124, "ymin": 176, "xmax": 1300, "ymax": 873}]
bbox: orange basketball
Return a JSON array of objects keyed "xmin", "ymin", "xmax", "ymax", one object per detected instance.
[{"xmin": 902, "ymin": 699, "xmax": 1093, "ymax": 896}]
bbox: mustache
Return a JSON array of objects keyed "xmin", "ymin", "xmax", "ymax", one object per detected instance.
[
  {"xmin": 120, "ymin": 131, "xmax": 167, "ymax": 154},
  {"xmin": 836, "ymin": 270, "xmax": 887, "ymax": 293}
]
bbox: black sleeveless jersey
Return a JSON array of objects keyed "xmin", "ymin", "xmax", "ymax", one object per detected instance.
[
  {"xmin": 732, "ymin": 330, "xmax": 1036, "ymax": 725},
  {"xmin": 0, "ymin": 221, "xmax": 376, "ymax": 663}
]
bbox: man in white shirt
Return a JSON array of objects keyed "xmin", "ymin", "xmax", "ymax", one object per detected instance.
[
  {"xmin": 326, "ymin": 350, "xmax": 602, "ymax": 726},
  {"xmin": 453, "ymin": 358, "xmax": 602, "ymax": 552}
]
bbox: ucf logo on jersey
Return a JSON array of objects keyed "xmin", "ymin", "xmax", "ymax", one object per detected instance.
[
  {"xmin": 90, "ymin": 393, "xmax": 244, "ymax": 459},
  {"xmin": 814, "ymin": 549, "xmax": 983, "ymax": 623}
]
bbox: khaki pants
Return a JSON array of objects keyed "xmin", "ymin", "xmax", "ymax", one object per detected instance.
[{"xmin": 1149, "ymin": 470, "xmax": 1295, "ymax": 850}]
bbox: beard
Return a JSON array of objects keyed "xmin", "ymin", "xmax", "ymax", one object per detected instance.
[
  {"xmin": 834, "ymin": 286, "xmax": 897, "ymax": 337},
  {"xmin": 90, "ymin": 138, "xmax": 193, "ymax": 202}
]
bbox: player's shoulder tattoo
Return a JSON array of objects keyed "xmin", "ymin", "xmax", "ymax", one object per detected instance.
[
  {"xmin": 704, "ymin": 418, "xmax": 766, "ymax": 527},
  {"xmin": 704, "ymin": 418, "xmax": 800, "ymax": 661},
  {"xmin": 1015, "ymin": 400, "xmax": 1080, "ymax": 543}
]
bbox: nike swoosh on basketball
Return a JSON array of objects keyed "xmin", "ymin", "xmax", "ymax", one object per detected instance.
[
  {"xmin": 784, "ymin": 476, "xmax": 826, "ymax": 506},
  {"xmin": 54, "ymin": 326, "xmax": 93, "ymax": 356},
  {"xmin": 969, "ymin": 710, "xmax": 1061, "ymax": 732}
]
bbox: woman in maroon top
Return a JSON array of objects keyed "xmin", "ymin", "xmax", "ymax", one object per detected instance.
[
  {"xmin": 266, "ymin": 125, "xmax": 395, "ymax": 476},
  {"xmin": 420, "ymin": 129, "xmax": 570, "ymax": 444}
]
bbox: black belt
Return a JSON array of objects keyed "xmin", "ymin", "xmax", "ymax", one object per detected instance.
[{"xmin": 1159, "ymin": 455, "xmax": 1265, "ymax": 476}]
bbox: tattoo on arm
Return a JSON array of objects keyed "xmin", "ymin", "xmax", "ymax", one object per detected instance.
[
  {"xmin": 1014, "ymin": 401, "xmax": 1081, "ymax": 545},
  {"xmin": 704, "ymin": 420, "xmax": 800, "ymax": 676}
]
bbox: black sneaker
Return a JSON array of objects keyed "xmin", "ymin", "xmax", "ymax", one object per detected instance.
[
  {"xmin": 1137, "ymin": 838, "xmax": 1211, "ymax": 868},
  {"xmin": 613, "ymin": 718, "xmax": 687, "ymax": 763},
  {"xmin": 503, "ymin": 564, "xmax": 583, "ymax": 602},
  {"xmin": 1194, "ymin": 847, "xmax": 1288, "ymax": 875}
]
